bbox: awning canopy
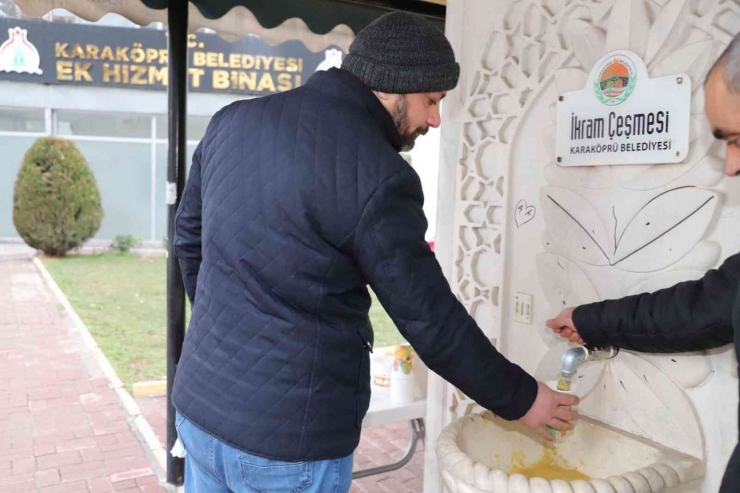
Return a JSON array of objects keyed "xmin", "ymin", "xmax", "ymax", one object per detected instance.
[
  {"xmin": 139, "ymin": 0, "xmax": 445, "ymax": 33},
  {"xmin": 16, "ymin": 0, "xmax": 445, "ymax": 52}
]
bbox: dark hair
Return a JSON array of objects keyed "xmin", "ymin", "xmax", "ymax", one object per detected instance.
[{"xmin": 708, "ymin": 34, "xmax": 740, "ymax": 92}]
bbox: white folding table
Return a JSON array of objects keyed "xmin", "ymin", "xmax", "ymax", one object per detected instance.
[{"xmin": 352, "ymin": 391, "xmax": 426, "ymax": 479}]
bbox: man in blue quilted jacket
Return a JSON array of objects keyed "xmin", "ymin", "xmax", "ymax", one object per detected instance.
[
  {"xmin": 173, "ymin": 12, "xmax": 577, "ymax": 492},
  {"xmin": 547, "ymin": 34, "xmax": 740, "ymax": 493}
]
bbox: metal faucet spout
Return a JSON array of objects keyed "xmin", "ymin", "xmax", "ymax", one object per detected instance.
[{"xmin": 559, "ymin": 344, "xmax": 619, "ymax": 376}]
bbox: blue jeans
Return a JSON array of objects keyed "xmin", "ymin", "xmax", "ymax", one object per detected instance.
[{"xmin": 175, "ymin": 412, "xmax": 354, "ymax": 493}]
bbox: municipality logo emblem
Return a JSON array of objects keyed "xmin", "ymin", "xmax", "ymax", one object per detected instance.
[
  {"xmin": 315, "ymin": 49, "xmax": 343, "ymax": 72},
  {"xmin": 594, "ymin": 55, "xmax": 635, "ymax": 106},
  {"xmin": 0, "ymin": 27, "xmax": 43, "ymax": 75}
]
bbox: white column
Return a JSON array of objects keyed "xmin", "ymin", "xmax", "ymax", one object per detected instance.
[{"xmin": 423, "ymin": 1, "xmax": 470, "ymax": 491}]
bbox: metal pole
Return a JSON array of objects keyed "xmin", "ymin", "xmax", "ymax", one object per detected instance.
[
  {"xmin": 352, "ymin": 419, "xmax": 425, "ymax": 479},
  {"xmin": 166, "ymin": 0, "xmax": 188, "ymax": 485}
]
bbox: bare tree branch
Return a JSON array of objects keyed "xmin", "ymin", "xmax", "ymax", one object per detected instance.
[{"xmin": 0, "ymin": 0, "xmax": 22, "ymax": 19}]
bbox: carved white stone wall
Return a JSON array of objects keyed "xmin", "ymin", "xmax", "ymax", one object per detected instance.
[
  {"xmin": 436, "ymin": 0, "xmax": 740, "ymax": 491},
  {"xmin": 447, "ymin": 0, "xmax": 575, "ymax": 423}
]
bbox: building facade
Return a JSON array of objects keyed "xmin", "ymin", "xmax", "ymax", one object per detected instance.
[{"xmin": 0, "ymin": 13, "xmax": 349, "ymax": 245}]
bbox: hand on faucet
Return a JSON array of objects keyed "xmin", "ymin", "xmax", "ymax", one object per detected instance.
[
  {"xmin": 546, "ymin": 307, "xmax": 584, "ymax": 344},
  {"xmin": 518, "ymin": 381, "xmax": 579, "ymax": 442}
]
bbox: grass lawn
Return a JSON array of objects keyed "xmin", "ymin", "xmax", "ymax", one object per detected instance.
[{"xmin": 42, "ymin": 253, "xmax": 405, "ymax": 390}]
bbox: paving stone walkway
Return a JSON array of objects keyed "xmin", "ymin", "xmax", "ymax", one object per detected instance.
[
  {"xmin": 0, "ymin": 252, "xmax": 167, "ymax": 493},
  {"xmin": 0, "ymin": 246, "xmax": 425, "ymax": 493}
]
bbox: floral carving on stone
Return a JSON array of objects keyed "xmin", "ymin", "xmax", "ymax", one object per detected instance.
[{"xmin": 449, "ymin": 0, "xmax": 740, "ymax": 424}]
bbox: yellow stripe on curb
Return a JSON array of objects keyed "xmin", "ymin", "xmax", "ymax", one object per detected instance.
[{"xmin": 132, "ymin": 380, "xmax": 168, "ymax": 397}]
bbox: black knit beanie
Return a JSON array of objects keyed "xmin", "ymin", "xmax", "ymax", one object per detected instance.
[{"xmin": 341, "ymin": 12, "xmax": 460, "ymax": 94}]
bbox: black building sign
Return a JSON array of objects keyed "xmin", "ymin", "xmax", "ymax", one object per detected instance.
[{"xmin": 0, "ymin": 18, "xmax": 345, "ymax": 96}]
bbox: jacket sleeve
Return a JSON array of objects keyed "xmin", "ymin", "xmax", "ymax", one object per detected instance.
[
  {"xmin": 173, "ymin": 142, "xmax": 204, "ymax": 305},
  {"xmin": 573, "ymin": 252, "xmax": 740, "ymax": 353},
  {"xmin": 352, "ymin": 168, "xmax": 538, "ymax": 421}
]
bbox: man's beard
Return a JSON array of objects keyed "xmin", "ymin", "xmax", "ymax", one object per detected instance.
[{"xmin": 393, "ymin": 95, "xmax": 428, "ymax": 152}]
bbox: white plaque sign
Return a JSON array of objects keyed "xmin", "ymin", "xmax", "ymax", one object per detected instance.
[{"xmin": 556, "ymin": 50, "xmax": 691, "ymax": 167}]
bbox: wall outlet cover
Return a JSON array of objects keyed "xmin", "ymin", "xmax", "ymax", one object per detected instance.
[{"xmin": 514, "ymin": 292, "xmax": 533, "ymax": 325}]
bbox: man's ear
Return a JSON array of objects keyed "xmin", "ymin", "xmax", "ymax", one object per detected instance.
[
  {"xmin": 373, "ymin": 91, "xmax": 401, "ymax": 116},
  {"xmin": 373, "ymin": 91, "xmax": 393, "ymax": 102}
]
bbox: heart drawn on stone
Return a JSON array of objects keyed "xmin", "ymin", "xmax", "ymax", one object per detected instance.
[{"xmin": 515, "ymin": 199, "xmax": 536, "ymax": 228}]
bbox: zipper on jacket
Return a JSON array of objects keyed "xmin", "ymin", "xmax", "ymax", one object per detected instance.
[
  {"xmin": 356, "ymin": 332, "xmax": 372, "ymax": 427},
  {"xmin": 361, "ymin": 336, "xmax": 373, "ymax": 353}
]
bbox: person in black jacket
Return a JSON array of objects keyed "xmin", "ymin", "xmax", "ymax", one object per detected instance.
[
  {"xmin": 173, "ymin": 11, "xmax": 577, "ymax": 493},
  {"xmin": 547, "ymin": 34, "xmax": 740, "ymax": 493}
]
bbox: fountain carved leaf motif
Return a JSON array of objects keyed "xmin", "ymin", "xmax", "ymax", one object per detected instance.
[
  {"xmin": 567, "ymin": 19, "xmax": 606, "ymax": 70},
  {"xmin": 643, "ymin": 0, "xmax": 693, "ymax": 65},
  {"xmin": 536, "ymin": 253, "xmax": 600, "ymax": 310},
  {"xmin": 649, "ymin": 40, "xmax": 715, "ymax": 85},
  {"xmin": 544, "ymin": 162, "xmax": 647, "ymax": 191},
  {"xmin": 620, "ymin": 36, "xmax": 714, "ymax": 190},
  {"xmin": 628, "ymin": 269, "xmax": 706, "ymax": 295},
  {"xmin": 577, "ymin": 357, "xmax": 704, "ymax": 460},
  {"xmin": 540, "ymin": 186, "xmax": 611, "ymax": 265},
  {"xmin": 538, "ymin": 348, "xmax": 704, "ymax": 460},
  {"xmin": 691, "ymin": 154, "xmax": 727, "ymax": 189},
  {"xmin": 589, "ymin": 0, "xmax": 615, "ymax": 25},
  {"xmin": 622, "ymin": 119, "xmax": 715, "ymax": 191},
  {"xmin": 554, "ymin": 67, "xmax": 588, "ymax": 95},
  {"xmin": 666, "ymin": 239, "xmax": 721, "ymax": 273},
  {"xmin": 612, "ymin": 187, "xmax": 719, "ymax": 272},
  {"xmin": 541, "ymin": 126, "xmax": 556, "ymax": 163},
  {"xmin": 604, "ymin": 0, "xmax": 651, "ymax": 57},
  {"xmin": 612, "ymin": 353, "xmax": 704, "ymax": 459},
  {"xmin": 692, "ymin": 84, "xmax": 706, "ymax": 115}
]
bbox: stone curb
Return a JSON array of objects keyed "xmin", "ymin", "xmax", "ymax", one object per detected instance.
[{"xmin": 133, "ymin": 380, "xmax": 168, "ymax": 397}]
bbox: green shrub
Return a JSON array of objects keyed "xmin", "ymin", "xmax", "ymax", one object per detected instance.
[
  {"xmin": 13, "ymin": 137, "xmax": 103, "ymax": 257},
  {"xmin": 110, "ymin": 234, "xmax": 141, "ymax": 254}
]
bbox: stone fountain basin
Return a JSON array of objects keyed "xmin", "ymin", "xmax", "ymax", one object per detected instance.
[{"xmin": 437, "ymin": 412, "xmax": 704, "ymax": 493}]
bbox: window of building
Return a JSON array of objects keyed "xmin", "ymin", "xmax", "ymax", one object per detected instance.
[
  {"xmin": 0, "ymin": 108, "xmax": 45, "ymax": 133},
  {"xmin": 57, "ymin": 110, "xmax": 151, "ymax": 139},
  {"xmin": 156, "ymin": 115, "xmax": 212, "ymax": 142}
]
